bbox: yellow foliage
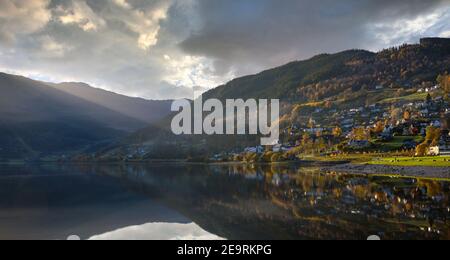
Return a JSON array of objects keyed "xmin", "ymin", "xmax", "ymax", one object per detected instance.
[
  {"xmin": 350, "ymin": 127, "xmax": 369, "ymax": 141},
  {"xmin": 416, "ymin": 126, "xmax": 441, "ymax": 156},
  {"xmin": 415, "ymin": 143, "xmax": 428, "ymax": 157},
  {"xmin": 270, "ymin": 153, "xmax": 281, "ymax": 162},
  {"xmin": 244, "ymin": 152, "xmax": 258, "ymax": 162},
  {"xmin": 373, "ymin": 121, "xmax": 385, "ymax": 134},
  {"xmin": 437, "ymin": 74, "xmax": 450, "ymax": 99},
  {"xmin": 261, "ymin": 151, "xmax": 274, "ymax": 162},
  {"xmin": 425, "ymin": 126, "xmax": 441, "ymax": 146},
  {"xmin": 332, "ymin": 126, "xmax": 343, "ymax": 138}
]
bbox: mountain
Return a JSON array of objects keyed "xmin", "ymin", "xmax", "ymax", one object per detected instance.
[
  {"xmin": 204, "ymin": 38, "xmax": 450, "ymax": 101},
  {"xmin": 0, "ymin": 73, "xmax": 171, "ymax": 159},
  {"xmin": 49, "ymin": 82, "xmax": 172, "ymax": 124},
  {"xmin": 203, "ymin": 50, "xmax": 375, "ymax": 100},
  {"xmin": 93, "ymin": 38, "xmax": 450, "ymax": 161}
]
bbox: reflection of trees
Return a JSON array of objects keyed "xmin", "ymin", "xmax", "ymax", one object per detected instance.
[
  {"xmin": 418, "ymin": 180, "xmax": 445, "ymax": 199},
  {"xmin": 224, "ymin": 164, "xmax": 448, "ymax": 239},
  {"xmin": 68, "ymin": 163, "xmax": 450, "ymax": 240}
]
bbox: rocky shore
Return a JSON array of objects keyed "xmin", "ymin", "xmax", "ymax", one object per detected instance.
[{"xmin": 322, "ymin": 163, "xmax": 450, "ymax": 179}]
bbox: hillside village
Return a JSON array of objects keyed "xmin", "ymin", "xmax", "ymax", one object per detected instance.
[
  {"xmin": 217, "ymin": 74, "xmax": 450, "ymax": 163},
  {"xmin": 202, "ymin": 38, "xmax": 450, "ymax": 163}
]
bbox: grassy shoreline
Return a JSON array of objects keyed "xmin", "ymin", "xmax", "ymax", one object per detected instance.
[{"xmin": 367, "ymin": 156, "xmax": 450, "ymax": 167}]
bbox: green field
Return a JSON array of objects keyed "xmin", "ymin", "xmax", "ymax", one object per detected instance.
[
  {"xmin": 379, "ymin": 92, "xmax": 429, "ymax": 104},
  {"xmin": 368, "ymin": 156, "xmax": 450, "ymax": 167},
  {"xmin": 374, "ymin": 136, "xmax": 424, "ymax": 151}
]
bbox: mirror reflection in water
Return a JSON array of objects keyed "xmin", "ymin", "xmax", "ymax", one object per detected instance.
[{"xmin": 0, "ymin": 163, "xmax": 448, "ymax": 240}]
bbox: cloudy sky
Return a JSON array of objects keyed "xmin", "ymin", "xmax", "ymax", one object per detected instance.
[{"xmin": 0, "ymin": 0, "xmax": 449, "ymax": 100}]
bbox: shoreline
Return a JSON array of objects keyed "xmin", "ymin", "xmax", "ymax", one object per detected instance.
[
  {"xmin": 322, "ymin": 163, "xmax": 450, "ymax": 179},
  {"xmin": 1, "ymin": 159, "xmax": 448, "ymax": 180}
]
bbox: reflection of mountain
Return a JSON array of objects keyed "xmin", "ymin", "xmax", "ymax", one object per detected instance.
[
  {"xmin": 0, "ymin": 164, "xmax": 448, "ymax": 240},
  {"xmin": 97, "ymin": 164, "xmax": 449, "ymax": 240},
  {"xmin": 89, "ymin": 222, "xmax": 224, "ymax": 240},
  {"xmin": 0, "ymin": 165, "xmax": 189, "ymax": 240},
  {"xmin": 0, "ymin": 73, "xmax": 171, "ymax": 159}
]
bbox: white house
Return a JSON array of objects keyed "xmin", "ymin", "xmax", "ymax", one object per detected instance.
[
  {"xmin": 428, "ymin": 146, "xmax": 440, "ymax": 156},
  {"xmin": 244, "ymin": 146, "xmax": 264, "ymax": 154}
]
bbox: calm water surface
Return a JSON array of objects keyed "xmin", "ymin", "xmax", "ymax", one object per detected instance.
[{"xmin": 0, "ymin": 163, "xmax": 448, "ymax": 240}]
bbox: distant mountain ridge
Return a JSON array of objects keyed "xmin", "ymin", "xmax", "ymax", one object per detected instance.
[
  {"xmin": 50, "ymin": 82, "xmax": 172, "ymax": 124},
  {"xmin": 0, "ymin": 73, "xmax": 172, "ymax": 159}
]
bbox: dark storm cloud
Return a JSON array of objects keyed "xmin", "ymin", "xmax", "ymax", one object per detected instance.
[
  {"xmin": 0, "ymin": 0, "xmax": 449, "ymax": 99},
  {"xmin": 180, "ymin": 0, "xmax": 450, "ymax": 76}
]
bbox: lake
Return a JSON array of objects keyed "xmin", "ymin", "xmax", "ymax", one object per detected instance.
[{"xmin": 0, "ymin": 163, "xmax": 448, "ymax": 240}]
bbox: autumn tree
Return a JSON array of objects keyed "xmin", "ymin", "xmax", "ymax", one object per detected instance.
[
  {"xmin": 437, "ymin": 73, "xmax": 450, "ymax": 99},
  {"xmin": 425, "ymin": 126, "xmax": 441, "ymax": 146},
  {"xmin": 244, "ymin": 153, "xmax": 258, "ymax": 163},
  {"xmin": 415, "ymin": 143, "xmax": 428, "ymax": 157},
  {"xmin": 390, "ymin": 107, "xmax": 402, "ymax": 124},
  {"xmin": 403, "ymin": 110, "xmax": 411, "ymax": 121},
  {"xmin": 302, "ymin": 132, "xmax": 311, "ymax": 146},
  {"xmin": 373, "ymin": 121, "xmax": 385, "ymax": 134},
  {"xmin": 416, "ymin": 126, "xmax": 441, "ymax": 156},
  {"xmin": 332, "ymin": 126, "xmax": 343, "ymax": 138},
  {"xmin": 350, "ymin": 127, "xmax": 369, "ymax": 141}
]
